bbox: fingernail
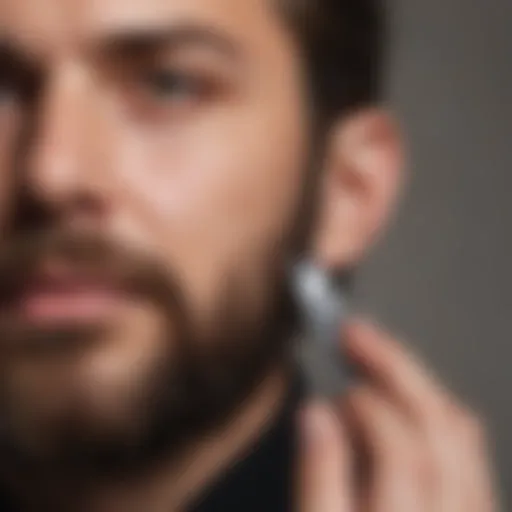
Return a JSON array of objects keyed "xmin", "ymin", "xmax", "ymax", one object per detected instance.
[
  {"xmin": 345, "ymin": 317, "xmax": 379, "ymax": 344},
  {"xmin": 301, "ymin": 403, "xmax": 330, "ymax": 445}
]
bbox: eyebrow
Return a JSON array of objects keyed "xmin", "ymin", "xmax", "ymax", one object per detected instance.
[{"xmin": 95, "ymin": 23, "xmax": 243, "ymax": 62}]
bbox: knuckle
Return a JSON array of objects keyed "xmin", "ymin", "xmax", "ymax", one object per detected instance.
[
  {"xmin": 411, "ymin": 452, "xmax": 434, "ymax": 488},
  {"xmin": 346, "ymin": 385, "xmax": 373, "ymax": 413},
  {"xmin": 392, "ymin": 446, "xmax": 433, "ymax": 486},
  {"xmin": 388, "ymin": 462, "xmax": 433, "ymax": 499}
]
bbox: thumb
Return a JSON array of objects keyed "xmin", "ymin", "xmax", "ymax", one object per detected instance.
[{"xmin": 298, "ymin": 402, "xmax": 354, "ymax": 512}]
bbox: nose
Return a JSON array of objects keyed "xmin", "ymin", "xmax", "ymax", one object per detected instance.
[{"xmin": 19, "ymin": 64, "xmax": 110, "ymax": 231}]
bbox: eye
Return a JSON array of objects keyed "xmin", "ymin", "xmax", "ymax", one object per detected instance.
[
  {"xmin": 0, "ymin": 76, "xmax": 19, "ymax": 107},
  {"xmin": 0, "ymin": 63, "xmax": 39, "ymax": 110},
  {"xmin": 140, "ymin": 69, "xmax": 206, "ymax": 103},
  {"xmin": 121, "ymin": 62, "xmax": 226, "ymax": 121}
]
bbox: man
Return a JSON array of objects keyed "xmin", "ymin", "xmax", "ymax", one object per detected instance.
[{"xmin": 0, "ymin": 0, "xmax": 500, "ymax": 510}]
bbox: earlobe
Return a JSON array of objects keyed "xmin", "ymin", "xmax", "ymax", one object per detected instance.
[{"xmin": 312, "ymin": 109, "xmax": 405, "ymax": 270}]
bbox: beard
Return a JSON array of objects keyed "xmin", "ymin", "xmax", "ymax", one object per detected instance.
[{"xmin": 0, "ymin": 228, "xmax": 298, "ymax": 481}]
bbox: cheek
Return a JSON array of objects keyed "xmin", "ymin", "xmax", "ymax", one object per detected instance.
[
  {"xmin": 112, "ymin": 106, "xmax": 305, "ymax": 222},
  {"xmin": 107, "ymin": 105, "xmax": 307, "ymax": 312}
]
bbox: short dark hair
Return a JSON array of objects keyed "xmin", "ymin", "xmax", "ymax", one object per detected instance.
[{"xmin": 278, "ymin": 0, "xmax": 387, "ymax": 127}]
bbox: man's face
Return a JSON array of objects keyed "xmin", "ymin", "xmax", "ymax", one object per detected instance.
[{"xmin": 0, "ymin": 0, "xmax": 310, "ymax": 471}]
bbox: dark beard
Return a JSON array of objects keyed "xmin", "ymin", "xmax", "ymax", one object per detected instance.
[{"xmin": 0, "ymin": 229, "xmax": 298, "ymax": 482}]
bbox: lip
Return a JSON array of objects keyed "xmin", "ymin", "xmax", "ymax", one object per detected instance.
[{"xmin": 10, "ymin": 274, "xmax": 124, "ymax": 326}]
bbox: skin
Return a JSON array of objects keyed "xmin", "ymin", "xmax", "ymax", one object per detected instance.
[
  {"xmin": 0, "ymin": 0, "xmax": 500, "ymax": 510},
  {"xmin": 299, "ymin": 321, "xmax": 500, "ymax": 512}
]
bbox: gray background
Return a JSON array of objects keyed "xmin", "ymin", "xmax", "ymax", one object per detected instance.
[{"xmin": 356, "ymin": 0, "xmax": 511, "ymax": 503}]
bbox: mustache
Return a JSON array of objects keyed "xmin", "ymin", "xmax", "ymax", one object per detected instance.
[{"xmin": 0, "ymin": 230, "xmax": 185, "ymax": 313}]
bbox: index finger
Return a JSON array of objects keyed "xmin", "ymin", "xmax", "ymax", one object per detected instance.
[
  {"xmin": 345, "ymin": 320, "xmax": 451, "ymax": 419},
  {"xmin": 298, "ymin": 401, "xmax": 354, "ymax": 512}
]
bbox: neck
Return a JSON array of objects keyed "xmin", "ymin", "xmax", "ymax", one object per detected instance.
[{"xmin": 11, "ymin": 364, "xmax": 290, "ymax": 512}]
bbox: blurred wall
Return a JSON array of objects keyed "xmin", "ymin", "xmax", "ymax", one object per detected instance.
[{"xmin": 356, "ymin": 0, "xmax": 512, "ymax": 504}]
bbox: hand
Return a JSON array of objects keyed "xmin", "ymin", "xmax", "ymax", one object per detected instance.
[{"xmin": 298, "ymin": 320, "xmax": 500, "ymax": 512}]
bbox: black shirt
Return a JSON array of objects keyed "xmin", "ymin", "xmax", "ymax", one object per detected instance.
[{"xmin": 188, "ymin": 380, "xmax": 300, "ymax": 512}]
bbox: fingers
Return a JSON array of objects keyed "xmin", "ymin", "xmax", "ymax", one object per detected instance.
[
  {"xmin": 346, "ymin": 383, "xmax": 497, "ymax": 512},
  {"xmin": 342, "ymin": 319, "xmax": 498, "ymax": 512},
  {"xmin": 438, "ymin": 409, "xmax": 498, "ymax": 512},
  {"xmin": 296, "ymin": 319, "xmax": 499, "ymax": 512},
  {"xmin": 298, "ymin": 402, "xmax": 354, "ymax": 512},
  {"xmin": 345, "ymin": 320, "xmax": 452, "ymax": 424},
  {"xmin": 344, "ymin": 386, "xmax": 430, "ymax": 512}
]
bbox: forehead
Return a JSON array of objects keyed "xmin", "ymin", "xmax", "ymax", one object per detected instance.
[{"xmin": 0, "ymin": 0, "xmax": 287, "ymax": 57}]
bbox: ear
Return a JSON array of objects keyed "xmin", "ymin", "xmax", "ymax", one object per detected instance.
[{"xmin": 312, "ymin": 109, "xmax": 405, "ymax": 270}]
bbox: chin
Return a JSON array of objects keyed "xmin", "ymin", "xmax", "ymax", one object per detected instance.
[
  {"xmin": 0, "ymin": 323, "xmax": 175, "ymax": 471},
  {"xmin": 0, "ymin": 359, "xmax": 165, "ymax": 473}
]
